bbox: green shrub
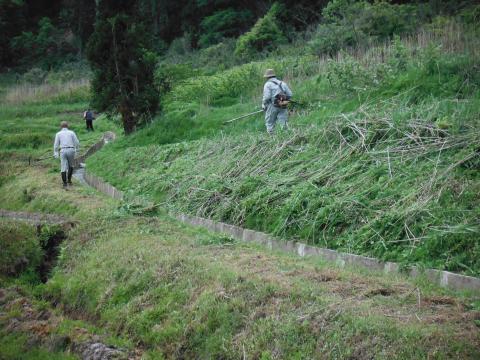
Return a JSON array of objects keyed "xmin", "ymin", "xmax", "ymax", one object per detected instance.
[
  {"xmin": 161, "ymin": 39, "xmax": 238, "ymax": 74},
  {"xmin": 358, "ymin": 1, "xmax": 418, "ymax": 40},
  {"xmin": 234, "ymin": 3, "xmax": 286, "ymax": 59},
  {"xmin": 154, "ymin": 63, "xmax": 204, "ymax": 99},
  {"xmin": 21, "ymin": 67, "xmax": 48, "ymax": 84},
  {"xmin": 326, "ymin": 53, "xmax": 373, "ymax": 93},
  {"xmin": 388, "ymin": 35, "xmax": 409, "ymax": 73},
  {"xmin": 458, "ymin": 4, "xmax": 480, "ymax": 26},
  {"xmin": 308, "ymin": 23, "xmax": 358, "ymax": 56},
  {"xmin": 165, "ymin": 34, "xmax": 192, "ymax": 60}
]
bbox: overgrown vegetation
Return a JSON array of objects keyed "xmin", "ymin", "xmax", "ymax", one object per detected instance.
[
  {"xmin": 42, "ymin": 212, "xmax": 480, "ymax": 359},
  {"xmin": 235, "ymin": 3, "xmax": 286, "ymax": 59},
  {"xmin": 2, "ymin": 91, "xmax": 478, "ymax": 358}
]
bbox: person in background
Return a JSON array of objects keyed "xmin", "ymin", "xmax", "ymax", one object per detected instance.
[
  {"xmin": 83, "ymin": 109, "xmax": 95, "ymax": 131},
  {"xmin": 262, "ymin": 69, "xmax": 293, "ymax": 134},
  {"xmin": 53, "ymin": 121, "xmax": 80, "ymax": 188}
]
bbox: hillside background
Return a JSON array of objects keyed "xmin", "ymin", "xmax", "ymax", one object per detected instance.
[{"xmin": 1, "ymin": 0, "xmax": 479, "ymax": 276}]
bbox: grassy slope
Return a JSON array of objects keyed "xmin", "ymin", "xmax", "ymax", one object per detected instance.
[
  {"xmin": 1, "ymin": 69, "xmax": 479, "ymax": 359},
  {"xmin": 88, "ymin": 26, "xmax": 480, "ymax": 276}
]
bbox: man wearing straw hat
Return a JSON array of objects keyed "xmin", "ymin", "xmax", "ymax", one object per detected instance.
[
  {"xmin": 53, "ymin": 121, "xmax": 80, "ymax": 188},
  {"xmin": 262, "ymin": 68, "xmax": 293, "ymax": 134}
]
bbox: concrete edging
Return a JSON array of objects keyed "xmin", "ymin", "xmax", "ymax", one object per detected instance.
[
  {"xmin": 78, "ymin": 135, "xmax": 480, "ymax": 293},
  {"xmin": 83, "ymin": 172, "xmax": 124, "ymax": 200}
]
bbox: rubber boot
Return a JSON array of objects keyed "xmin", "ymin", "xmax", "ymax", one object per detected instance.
[
  {"xmin": 68, "ymin": 167, "xmax": 73, "ymax": 185},
  {"xmin": 61, "ymin": 172, "xmax": 67, "ymax": 188}
]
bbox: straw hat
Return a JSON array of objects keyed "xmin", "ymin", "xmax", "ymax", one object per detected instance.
[{"xmin": 263, "ymin": 69, "xmax": 276, "ymax": 78}]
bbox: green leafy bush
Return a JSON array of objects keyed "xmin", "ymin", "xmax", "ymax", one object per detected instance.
[
  {"xmin": 326, "ymin": 53, "xmax": 373, "ymax": 93},
  {"xmin": 165, "ymin": 34, "xmax": 193, "ymax": 59},
  {"xmin": 458, "ymin": 4, "xmax": 480, "ymax": 26},
  {"xmin": 308, "ymin": 23, "xmax": 358, "ymax": 56},
  {"xmin": 160, "ymin": 39, "xmax": 242, "ymax": 75},
  {"xmin": 388, "ymin": 35, "xmax": 409, "ymax": 73},
  {"xmin": 357, "ymin": 1, "xmax": 418, "ymax": 40},
  {"xmin": 235, "ymin": 3, "xmax": 286, "ymax": 59},
  {"xmin": 154, "ymin": 63, "xmax": 204, "ymax": 100}
]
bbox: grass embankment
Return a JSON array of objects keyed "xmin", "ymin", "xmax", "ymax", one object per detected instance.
[
  {"xmin": 88, "ymin": 24, "xmax": 480, "ymax": 276},
  {"xmin": 0, "ymin": 75, "xmax": 121, "ymax": 213}
]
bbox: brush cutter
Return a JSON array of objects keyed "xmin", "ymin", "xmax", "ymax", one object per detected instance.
[{"xmin": 223, "ymin": 110, "xmax": 263, "ymax": 124}]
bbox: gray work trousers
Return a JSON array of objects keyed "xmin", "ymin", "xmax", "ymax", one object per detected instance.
[
  {"xmin": 60, "ymin": 148, "xmax": 75, "ymax": 172},
  {"xmin": 265, "ymin": 104, "xmax": 288, "ymax": 133}
]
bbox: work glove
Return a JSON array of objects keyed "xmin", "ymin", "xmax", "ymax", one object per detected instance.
[
  {"xmin": 262, "ymin": 104, "xmax": 266, "ymax": 111},
  {"xmin": 54, "ymin": 152, "xmax": 59, "ymax": 159}
]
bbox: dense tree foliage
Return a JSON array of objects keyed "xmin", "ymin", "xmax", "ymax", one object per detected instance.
[
  {"xmin": 2, "ymin": 0, "xmax": 478, "ymax": 71},
  {"xmin": 86, "ymin": 0, "xmax": 159, "ymax": 135}
]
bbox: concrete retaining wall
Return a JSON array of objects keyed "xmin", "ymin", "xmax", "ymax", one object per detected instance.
[
  {"xmin": 83, "ymin": 172, "xmax": 124, "ymax": 200},
  {"xmin": 73, "ymin": 131, "xmax": 116, "ymax": 168}
]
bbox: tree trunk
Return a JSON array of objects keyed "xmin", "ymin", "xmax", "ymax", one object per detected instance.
[{"xmin": 120, "ymin": 103, "xmax": 136, "ymax": 135}]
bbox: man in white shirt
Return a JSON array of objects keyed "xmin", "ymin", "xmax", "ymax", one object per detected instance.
[
  {"xmin": 53, "ymin": 121, "xmax": 80, "ymax": 188},
  {"xmin": 262, "ymin": 69, "xmax": 293, "ymax": 134}
]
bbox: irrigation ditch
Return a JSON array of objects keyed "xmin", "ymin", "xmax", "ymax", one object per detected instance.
[
  {"xmin": 0, "ymin": 209, "xmax": 74, "ymax": 282},
  {"xmin": 73, "ymin": 133, "xmax": 480, "ymax": 293}
]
